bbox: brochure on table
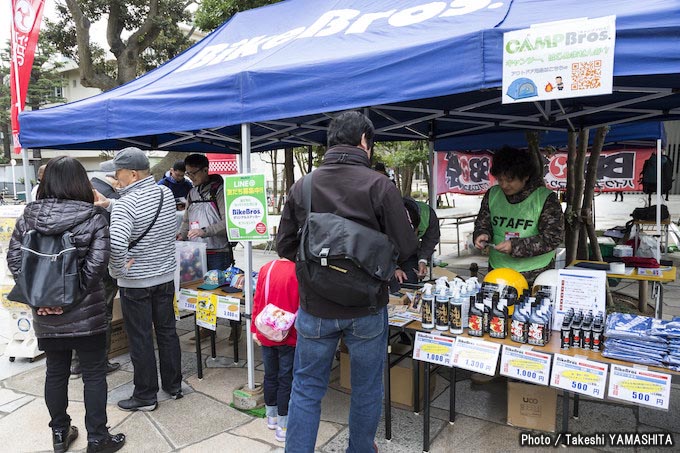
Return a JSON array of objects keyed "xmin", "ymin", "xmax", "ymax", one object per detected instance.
[{"xmin": 553, "ymin": 269, "xmax": 607, "ymax": 329}]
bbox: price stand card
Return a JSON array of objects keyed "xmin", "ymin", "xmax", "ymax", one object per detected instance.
[
  {"xmin": 178, "ymin": 289, "xmax": 198, "ymax": 311},
  {"xmin": 413, "ymin": 332, "xmax": 455, "ymax": 367},
  {"xmin": 452, "ymin": 337, "xmax": 502, "ymax": 376},
  {"xmin": 196, "ymin": 291, "xmax": 217, "ymax": 330},
  {"xmin": 550, "ymin": 354, "xmax": 608, "ymax": 399},
  {"xmin": 173, "ymin": 293, "xmax": 180, "ymax": 321},
  {"xmin": 607, "ymin": 364, "xmax": 671, "ymax": 410},
  {"xmin": 217, "ymin": 296, "xmax": 241, "ymax": 321},
  {"xmin": 500, "ymin": 345, "xmax": 551, "ymax": 386}
]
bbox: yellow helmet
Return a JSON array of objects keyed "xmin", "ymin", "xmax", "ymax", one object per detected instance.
[{"xmin": 482, "ymin": 268, "xmax": 529, "ymax": 314}]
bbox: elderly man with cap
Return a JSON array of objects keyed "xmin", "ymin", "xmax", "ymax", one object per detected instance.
[{"xmin": 98, "ymin": 147, "xmax": 183, "ymax": 412}]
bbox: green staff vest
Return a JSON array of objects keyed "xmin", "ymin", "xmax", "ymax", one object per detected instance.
[
  {"xmin": 416, "ymin": 201, "xmax": 430, "ymax": 239},
  {"xmin": 488, "ymin": 185, "xmax": 555, "ymax": 272}
]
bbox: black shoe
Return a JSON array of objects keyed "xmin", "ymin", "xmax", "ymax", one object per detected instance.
[
  {"xmin": 53, "ymin": 425, "xmax": 78, "ymax": 453},
  {"xmin": 117, "ymin": 397, "xmax": 157, "ymax": 412},
  {"xmin": 106, "ymin": 362, "xmax": 121, "ymax": 374},
  {"xmin": 86, "ymin": 433, "xmax": 125, "ymax": 453},
  {"xmin": 164, "ymin": 388, "xmax": 183, "ymax": 400}
]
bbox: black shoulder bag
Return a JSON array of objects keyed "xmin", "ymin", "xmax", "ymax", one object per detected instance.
[
  {"xmin": 295, "ymin": 172, "xmax": 398, "ymax": 312},
  {"xmin": 129, "ymin": 188, "xmax": 164, "ymax": 250}
]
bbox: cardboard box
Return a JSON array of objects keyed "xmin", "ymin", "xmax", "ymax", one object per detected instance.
[
  {"xmin": 389, "ymin": 290, "xmax": 411, "ymax": 306},
  {"xmin": 109, "ymin": 319, "xmax": 129, "ymax": 358},
  {"xmin": 507, "ymin": 381, "xmax": 557, "ymax": 432},
  {"xmin": 339, "ymin": 351, "xmax": 435, "ymax": 409},
  {"xmin": 111, "ymin": 297, "xmax": 122, "ymax": 322}
]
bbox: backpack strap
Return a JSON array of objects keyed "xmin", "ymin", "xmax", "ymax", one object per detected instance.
[
  {"xmin": 302, "ymin": 172, "xmax": 313, "ymax": 215},
  {"xmin": 128, "ymin": 187, "xmax": 164, "ymax": 251},
  {"xmin": 264, "ymin": 260, "xmax": 276, "ymax": 304}
]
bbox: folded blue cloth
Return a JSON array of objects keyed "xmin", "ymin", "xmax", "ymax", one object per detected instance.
[{"xmin": 605, "ymin": 313, "xmax": 666, "ymax": 342}]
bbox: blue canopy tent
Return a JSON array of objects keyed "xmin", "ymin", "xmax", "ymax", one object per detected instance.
[
  {"xmin": 17, "ymin": 0, "xmax": 680, "ymax": 420},
  {"xmin": 19, "ymin": 0, "xmax": 680, "ymax": 153}
]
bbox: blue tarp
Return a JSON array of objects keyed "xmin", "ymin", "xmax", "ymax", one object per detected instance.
[{"xmin": 19, "ymin": 0, "xmax": 680, "ymax": 151}]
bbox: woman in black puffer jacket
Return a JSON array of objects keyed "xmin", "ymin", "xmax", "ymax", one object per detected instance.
[{"xmin": 7, "ymin": 157, "xmax": 125, "ymax": 453}]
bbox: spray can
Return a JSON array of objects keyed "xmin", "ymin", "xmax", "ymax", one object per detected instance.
[
  {"xmin": 490, "ymin": 298, "xmax": 508, "ymax": 339},
  {"xmin": 560, "ymin": 319, "xmax": 571, "ymax": 349},
  {"xmin": 449, "ymin": 290, "xmax": 463, "ymax": 334},
  {"xmin": 510, "ymin": 294, "xmax": 528, "ymax": 343},
  {"xmin": 435, "ymin": 287, "xmax": 450, "ymax": 331},
  {"xmin": 421, "ymin": 283, "xmax": 435, "ymax": 330},
  {"xmin": 468, "ymin": 296, "xmax": 484, "ymax": 337},
  {"xmin": 483, "ymin": 293, "xmax": 495, "ymax": 333},
  {"xmin": 592, "ymin": 320, "xmax": 603, "ymax": 352}
]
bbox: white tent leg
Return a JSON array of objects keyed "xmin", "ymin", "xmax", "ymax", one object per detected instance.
[{"xmin": 241, "ymin": 122, "xmax": 255, "ymax": 390}]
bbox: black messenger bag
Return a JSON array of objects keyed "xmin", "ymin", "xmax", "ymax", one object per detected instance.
[{"xmin": 296, "ymin": 173, "xmax": 398, "ymax": 312}]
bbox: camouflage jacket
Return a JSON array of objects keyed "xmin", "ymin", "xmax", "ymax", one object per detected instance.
[{"xmin": 474, "ymin": 178, "xmax": 564, "ymax": 261}]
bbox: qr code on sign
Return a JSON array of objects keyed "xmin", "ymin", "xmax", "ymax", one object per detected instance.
[
  {"xmin": 571, "ymin": 60, "xmax": 602, "ymax": 90},
  {"xmin": 229, "ymin": 228, "xmax": 240, "ymax": 238}
]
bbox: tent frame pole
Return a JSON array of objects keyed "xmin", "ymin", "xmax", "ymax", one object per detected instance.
[{"xmin": 241, "ymin": 123, "xmax": 256, "ymax": 390}]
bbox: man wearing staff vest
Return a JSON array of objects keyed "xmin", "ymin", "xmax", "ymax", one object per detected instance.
[{"xmin": 473, "ymin": 146, "xmax": 564, "ymax": 285}]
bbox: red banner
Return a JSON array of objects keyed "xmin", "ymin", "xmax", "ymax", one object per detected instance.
[
  {"xmin": 208, "ymin": 154, "xmax": 238, "ymax": 174},
  {"xmin": 437, "ymin": 148, "xmax": 655, "ymax": 195},
  {"xmin": 10, "ymin": 0, "xmax": 45, "ymax": 153}
]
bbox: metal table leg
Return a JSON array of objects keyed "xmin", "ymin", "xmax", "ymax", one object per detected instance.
[
  {"xmin": 385, "ymin": 344, "xmax": 392, "ymax": 441},
  {"xmin": 195, "ymin": 317, "xmax": 203, "ymax": 379},
  {"xmin": 414, "ymin": 359, "xmax": 421, "ymax": 414},
  {"xmin": 573, "ymin": 393, "xmax": 580, "ymax": 419},
  {"xmin": 561, "ymin": 391, "xmax": 570, "ymax": 445},
  {"xmin": 423, "ymin": 362, "xmax": 431, "ymax": 453},
  {"xmin": 655, "ymin": 283, "xmax": 664, "ymax": 319},
  {"xmin": 232, "ymin": 320, "xmax": 240, "ymax": 363},
  {"xmin": 449, "ymin": 366, "xmax": 456, "ymax": 424}
]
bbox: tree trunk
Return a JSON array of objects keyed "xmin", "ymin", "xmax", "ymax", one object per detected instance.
[
  {"xmin": 581, "ymin": 127, "xmax": 609, "ymax": 262},
  {"xmin": 565, "ymin": 130, "xmax": 589, "ymax": 263},
  {"xmin": 284, "ymin": 148, "xmax": 294, "ymax": 193},
  {"xmin": 401, "ymin": 167, "xmax": 413, "ymax": 197},
  {"xmin": 1, "ymin": 122, "xmax": 10, "ymax": 161},
  {"xmin": 268, "ymin": 150, "xmax": 279, "ymax": 214},
  {"xmin": 151, "ymin": 151, "xmax": 189, "ymax": 181},
  {"xmin": 525, "ymin": 130, "xmax": 544, "ymax": 176}
]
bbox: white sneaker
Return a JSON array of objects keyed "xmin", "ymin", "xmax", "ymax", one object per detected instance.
[
  {"xmin": 267, "ymin": 416, "xmax": 278, "ymax": 430},
  {"xmin": 275, "ymin": 427, "xmax": 286, "ymax": 442}
]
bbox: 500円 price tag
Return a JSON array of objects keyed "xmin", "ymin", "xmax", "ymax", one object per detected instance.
[
  {"xmin": 452, "ymin": 337, "xmax": 501, "ymax": 376},
  {"xmin": 500, "ymin": 345, "xmax": 551, "ymax": 386},
  {"xmin": 607, "ymin": 364, "xmax": 671, "ymax": 410},
  {"xmin": 413, "ymin": 332, "xmax": 455, "ymax": 367},
  {"xmin": 550, "ymin": 354, "xmax": 608, "ymax": 399}
]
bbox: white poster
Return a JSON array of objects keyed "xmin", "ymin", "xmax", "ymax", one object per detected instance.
[
  {"xmin": 502, "ymin": 16, "xmax": 616, "ymax": 104},
  {"xmin": 553, "ymin": 269, "xmax": 607, "ymax": 330}
]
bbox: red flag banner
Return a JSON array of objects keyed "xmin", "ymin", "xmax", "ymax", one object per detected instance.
[
  {"xmin": 437, "ymin": 148, "xmax": 655, "ymax": 195},
  {"xmin": 207, "ymin": 154, "xmax": 239, "ymax": 174},
  {"xmin": 10, "ymin": 0, "xmax": 45, "ymax": 153}
]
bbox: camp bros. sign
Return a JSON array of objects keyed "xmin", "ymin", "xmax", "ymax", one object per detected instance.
[{"xmin": 178, "ymin": 0, "xmax": 507, "ymax": 72}]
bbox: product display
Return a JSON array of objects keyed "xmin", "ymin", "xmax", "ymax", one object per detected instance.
[{"xmin": 603, "ymin": 313, "xmax": 680, "ymax": 371}]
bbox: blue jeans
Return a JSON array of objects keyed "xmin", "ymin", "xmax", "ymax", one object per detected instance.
[
  {"xmin": 285, "ymin": 307, "xmax": 387, "ymax": 453},
  {"xmin": 262, "ymin": 345, "xmax": 295, "ymax": 427},
  {"xmin": 120, "ymin": 281, "xmax": 182, "ymax": 402}
]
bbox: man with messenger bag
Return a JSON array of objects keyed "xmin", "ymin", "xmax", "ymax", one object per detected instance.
[{"xmin": 277, "ymin": 111, "xmax": 417, "ymax": 452}]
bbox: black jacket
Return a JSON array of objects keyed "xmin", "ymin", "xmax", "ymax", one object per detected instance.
[
  {"xmin": 277, "ymin": 145, "xmax": 418, "ymax": 319},
  {"xmin": 7, "ymin": 199, "xmax": 110, "ymax": 338}
]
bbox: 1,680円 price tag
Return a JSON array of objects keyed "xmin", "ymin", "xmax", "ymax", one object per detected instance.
[
  {"xmin": 452, "ymin": 337, "xmax": 501, "ymax": 376},
  {"xmin": 608, "ymin": 364, "xmax": 671, "ymax": 410},
  {"xmin": 413, "ymin": 331, "xmax": 455, "ymax": 367}
]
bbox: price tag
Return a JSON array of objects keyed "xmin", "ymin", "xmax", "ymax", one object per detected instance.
[
  {"xmin": 178, "ymin": 289, "xmax": 198, "ymax": 311},
  {"xmin": 499, "ymin": 345, "xmax": 551, "ymax": 386},
  {"xmin": 607, "ymin": 364, "xmax": 671, "ymax": 410},
  {"xmin": 173, "ymin": 293, "xmax": 180, "ymax": 321},
  {"xmin": 196, "ymin": 291, "xmax": 217, "ymax": 331},
  {"xmin": 451, "ymin": 337, "xmax": 501, "ymax": 376},
  {"xmin": 550, "ymin": 353, "xmax": 608, "ymax": 399},
  {"xmin": 412, "ymin": 331, "xmax": 455, "ymax": 367},
  {"xmin": 217, "ymin": 296, "xmax": 241, "ymax": 321}
]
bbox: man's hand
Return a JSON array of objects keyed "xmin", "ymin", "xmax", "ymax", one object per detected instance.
[
  {"xmin": 187, "ymin": 229, "xmax": 205, "ymax": 239},
  {"xmin": 125, "ymin": 258, "xmax": 135, "ymax": 270},
  {"xmin": 416, "ymin": 262, "xmax": 428, "ymax": 279},
  {"xmin": 394, "ymin": 268, "xmax": 408, "ymax": 283},
  {"xmin": 474, "ymin": 234, "xmax": 489, "ymax": 250},
  {"xmin": 93, "ymin": 189, "xmax": 110, "ymax": 209},
  {"xmin": 253, "ymin": 332, "xmax": 261, "ymax": 346},
  {"xmin": 494, "ymin": 240, "xmax": 512, "ymax": 254}
]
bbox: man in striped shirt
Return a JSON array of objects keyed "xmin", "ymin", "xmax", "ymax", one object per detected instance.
[{"xmin": 100, "ymin": 147, "xmax": 183, "ymax": 412}]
